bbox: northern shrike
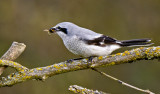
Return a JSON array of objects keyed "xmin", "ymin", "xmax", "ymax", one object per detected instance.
[{"xmin": 44, "ymin": 22, "xmax": 153, "ymax": 60}]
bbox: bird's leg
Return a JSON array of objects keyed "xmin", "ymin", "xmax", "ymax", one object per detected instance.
[{"xmin": 67, "ymin": 57, "xmax": 84, "ymax": 63}]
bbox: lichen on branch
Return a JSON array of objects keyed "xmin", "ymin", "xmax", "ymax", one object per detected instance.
[
  {"xmin": 0, "ymin": 41, "xmax": 26, "ymax": 75},
  {"xmin": 0, "ymin": 45, "xmax": 160, "ymax": 87},
  {"xmin": 69, "ymin": 85, "xmax": 108, "ymax": 94}
]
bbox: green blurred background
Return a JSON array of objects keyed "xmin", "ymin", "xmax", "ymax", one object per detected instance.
[{"xmin": 0, "ymin": 0, "xmax": 160, "ymax": 94}]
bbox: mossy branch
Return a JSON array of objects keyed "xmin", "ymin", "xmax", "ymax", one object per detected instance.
[
  {"xmin": 0, "ymin": 42, "xmax": 159, "ymax": 88},
  {"xmin": 0, "ymin": 42, "xmax": 26, "ymax": 75},
  {"xmin": 69, "ymin": 85, "xmax": 108, "ymax": 94}
]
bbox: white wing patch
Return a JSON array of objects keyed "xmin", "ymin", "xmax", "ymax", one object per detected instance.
[{"xmin": 99, "ymin": 37, "xmax": 105, "ymax": 45}]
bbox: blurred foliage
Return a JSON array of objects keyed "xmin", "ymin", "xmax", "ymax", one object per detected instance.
[{"xmin": 0, "ymin": 0, "xmax": 160, "ymax": 94}]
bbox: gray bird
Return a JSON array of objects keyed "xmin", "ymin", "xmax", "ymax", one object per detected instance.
[{"xmin": 45, "ymin": 22, "xmax": 153, "ymax": 60}]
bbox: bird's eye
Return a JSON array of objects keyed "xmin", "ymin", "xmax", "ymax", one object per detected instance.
[
  {"xmin": 55, "ymin": 26, "xmax": 68, "ymax": 34},
  {"xmin": 57, "ymin": 26, "xmax": 61, "ymax": 29}
]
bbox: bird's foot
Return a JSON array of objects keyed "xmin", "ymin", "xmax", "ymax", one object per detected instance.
[
  {"xmin": 67, "ymin": 59, "xmax": 73, "ymax": 63},
  {"xmin": 67, "ymin": 56, "xmax": 95, "ymax": 63},
  {"xmin": 67, "ymin": 57, "xmax": 84, "ymax": 63},
  {"xmin": 87, "ymin": 56, "xmax": 95, "ymax": 63}
]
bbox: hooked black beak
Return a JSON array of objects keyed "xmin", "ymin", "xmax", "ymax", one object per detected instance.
[
  {"xmin": 44, "ymin": 28, "xmax": 56, "ymax": 35},
  {"xmin": 49, "ymin": 28, "xmax": 56, "ymax": 33}
]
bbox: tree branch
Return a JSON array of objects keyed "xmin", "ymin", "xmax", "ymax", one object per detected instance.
[
  {"xmin": 0, "ymin": 45, "xmax": 159, "ymax": 89},
  {"xmin": 0, "ymin": 42, "xmax": 26, "ymax": 75},
  {"xmin": 69, "ymin": 85, "xmax": 108, "ymax": 94},
  {"xmin": 91, "ymin": 68, "xmax": 155, "ymax": 94}
]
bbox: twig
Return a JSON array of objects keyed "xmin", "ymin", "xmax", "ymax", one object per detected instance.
[
  {"xmin": 0, "ymin": 42, "xmax": 26, "ymax": 75},
  {"xmin": 91, "ymin": 68, "xmax": 155, "ymax": 94},
  {"xmin": 0, "ymin": 46, "xmax": 159, "ymax": 87},
  {"xmin": 69, "ymin": 85, "xmax": 108, "ymax": 94}
]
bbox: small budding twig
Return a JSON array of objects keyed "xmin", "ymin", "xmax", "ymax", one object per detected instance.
[
  {"xmin": 91, "ymin": 68, "xmax": 155, "ymax": 94},
  {"xmin": 69, "ymin": 85, "xmax": 108, "ymax": 94}
]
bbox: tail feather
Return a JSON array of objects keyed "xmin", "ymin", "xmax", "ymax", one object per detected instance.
[{"xmin": 118, "ymin": 39, "xmax": 153, "ymax": 47}]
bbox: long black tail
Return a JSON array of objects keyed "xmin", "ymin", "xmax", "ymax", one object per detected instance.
[{"xmin": 118, "ymin": 39, "xmax": 153, "ymax": 47}]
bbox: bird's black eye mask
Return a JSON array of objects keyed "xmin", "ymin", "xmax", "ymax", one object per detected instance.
[{"xmin": 49, "ymin": 26, "xmax": 68, "ymax": 34}]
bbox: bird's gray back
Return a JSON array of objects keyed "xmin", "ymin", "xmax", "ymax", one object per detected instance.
[
  {"xmin": 57, "ymin": 22, "xmax": 102, "ymax": 40},
  {"xmin": 72, "ymin": 26, "xmax": 102, "ymax": 40}
]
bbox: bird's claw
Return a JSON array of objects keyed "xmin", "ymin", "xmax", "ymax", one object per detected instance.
[
  {"xmin": 87, "ymin": 56, "xmax": 95, "ymax": 63},
  {"xmin": 67, "ymin": 57, "xmax": 94, "ymax": 63},
  {"xmin": 66, "ymin": 57, "xmax": 84, "ymax": 63},
  {"xmin": 67, "ymin": 59, "xmax": 74, "ymax": 63}
]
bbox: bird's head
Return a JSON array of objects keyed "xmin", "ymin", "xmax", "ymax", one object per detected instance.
[{"xmin": 44, "ymin": 22, "xmax": 79, "ymax": 38}]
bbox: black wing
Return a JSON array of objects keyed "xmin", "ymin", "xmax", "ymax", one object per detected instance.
[{"xmin": 84, "ymin": 35, "xmax": 117, "ymax": 47}]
